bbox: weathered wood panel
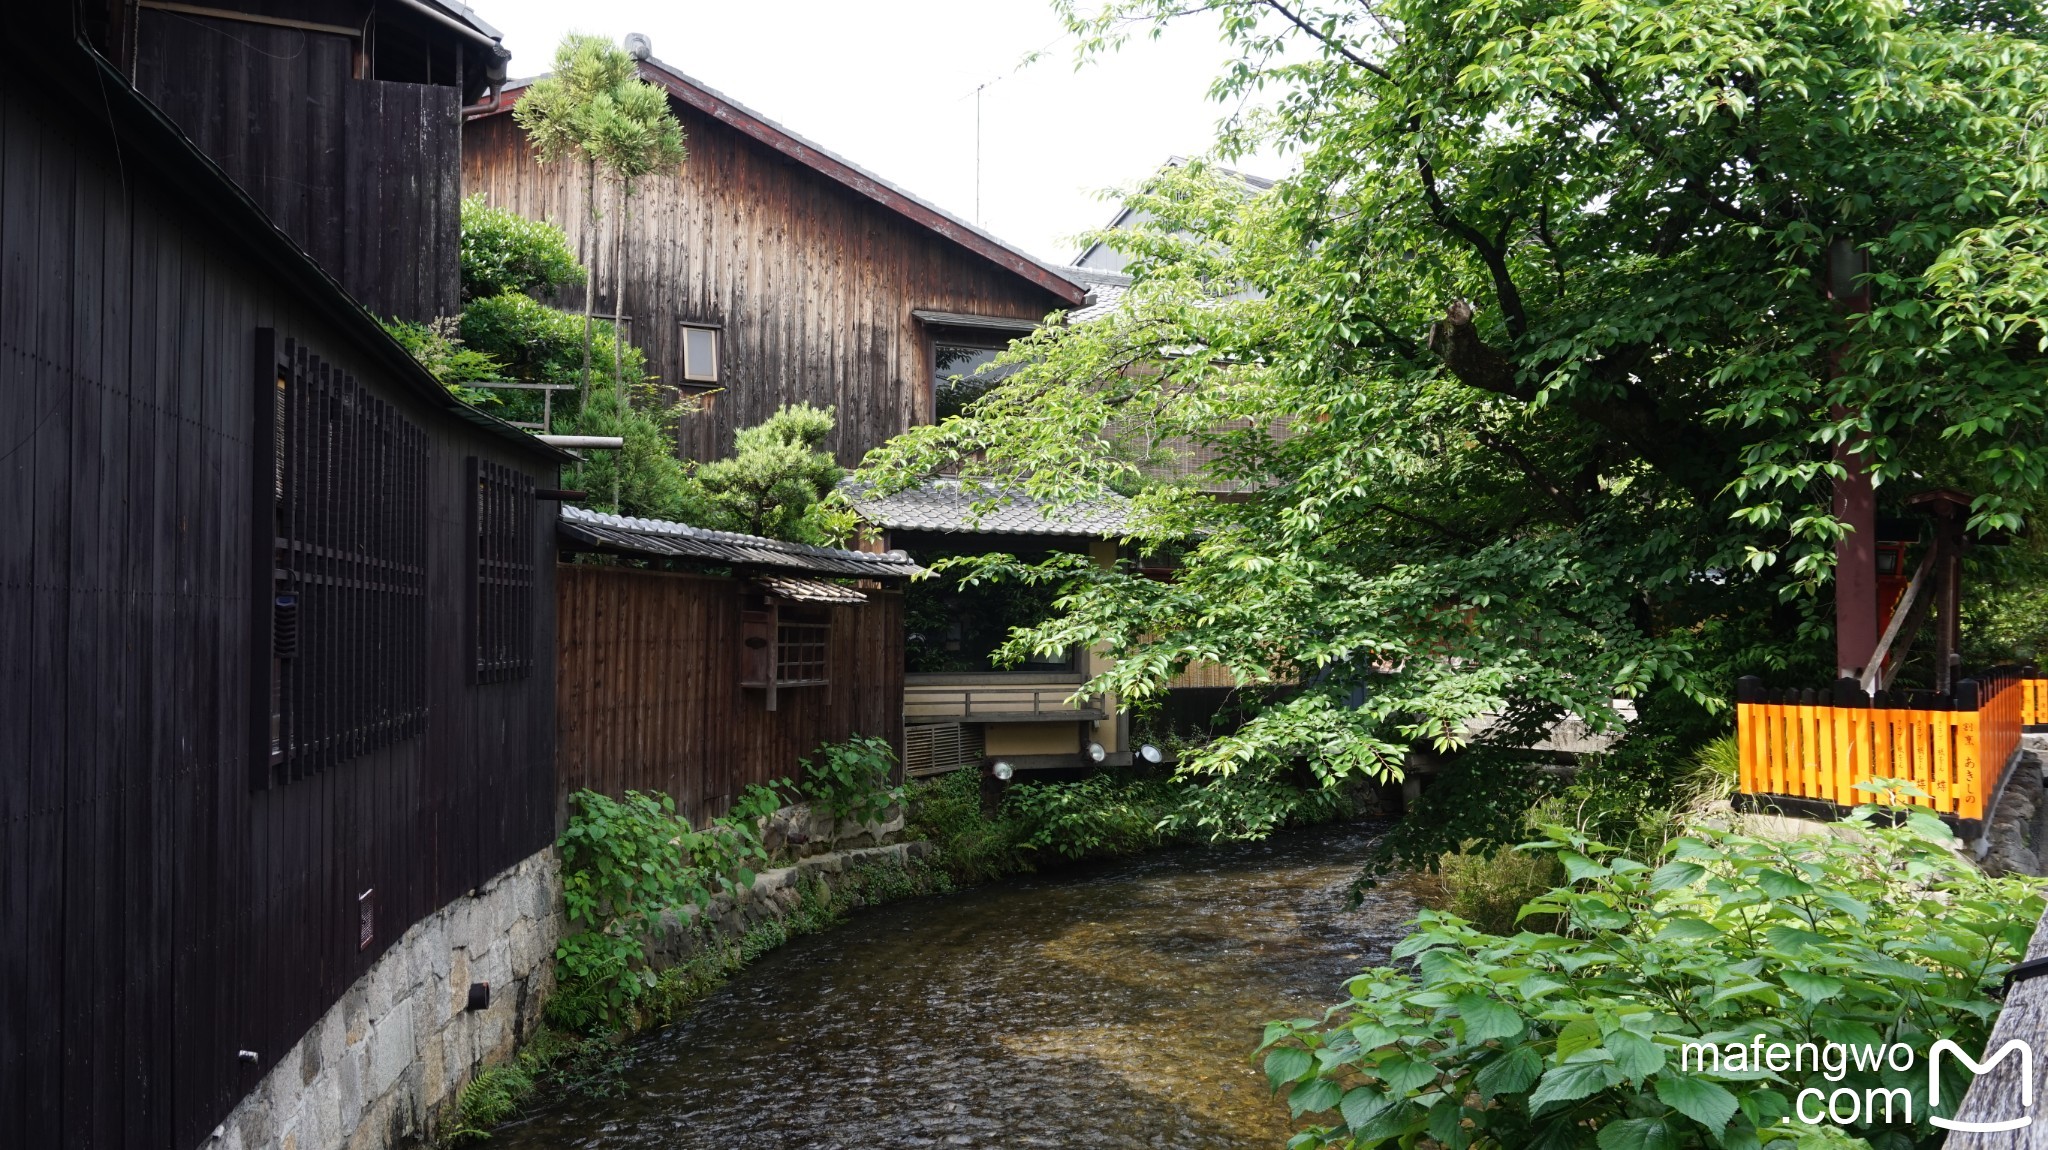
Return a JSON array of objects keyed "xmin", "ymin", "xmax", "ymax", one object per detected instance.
[
  {"xmin": 1946, "ymin": 902, "xmax": 2048, "ymax": 1143},
  {"xmin": 555, "ymin": 565, "xmax": 903, "ymax": 822},
  {"xmin": 133, "ymin": 8, "xmax": 462, "ymax": 324},
  {"xmin": 462, "ymin": 98, "xmax": 1071, "ymax": 466},
  {"xmin": 0, "ymin": 57, "xmax": 555, "ymax": 1150}
]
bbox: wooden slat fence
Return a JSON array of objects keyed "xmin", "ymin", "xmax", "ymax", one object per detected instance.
[
  {"xmin": 555, "ymin": 565, "xmax": 904, "ymax": 824},
  {"xmin": 1736, "ymin": 668, "xmax": 2042, "ymax": 830}
]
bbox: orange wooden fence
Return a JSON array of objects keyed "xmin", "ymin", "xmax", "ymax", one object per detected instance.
[{"xmin": 1735, "ymin": 669, "xmax": 2042, "ymax": 828}]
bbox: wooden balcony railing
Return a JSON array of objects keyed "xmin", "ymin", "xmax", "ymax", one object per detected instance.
[
  {"xmin": 904, "ymin": 674, "xmax": 1105, "ymax": 724},
  {"xmin": 1734, "ymin": 667, "xmax": 2043, "ymax": 833}
]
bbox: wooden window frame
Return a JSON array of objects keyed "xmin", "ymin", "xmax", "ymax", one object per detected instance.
[
  {"xmin": 681, "ymin": 322, "xmax": 721, "ymax": 384},
  {"xmin": 251, "ymin": 329, "xmax": 428, "ymax": 788},
  {"xmin": 468, "ymin": 457, "xmax": 536, "ymax": 683}
]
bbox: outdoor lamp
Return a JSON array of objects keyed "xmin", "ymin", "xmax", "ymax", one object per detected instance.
[
  {"xmin": 1138, "ymin": 744, "xmax": 1164, "ymax": 765},
  {"xmin": 991, "ymin": 760, "xmax": 1015, "ymax": 781},
  {"xmin": 1087, "ymin": 741, "xmax": 1107, "ymax": 763}
]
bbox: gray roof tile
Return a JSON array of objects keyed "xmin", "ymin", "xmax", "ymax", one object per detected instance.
[
  {"xmin": 559, "ymin": 507, "xmax": 923, "ymax": 578},
  {"xmin": 847, "ymin": 480, "xmax": 1128, "ymax": 537}
]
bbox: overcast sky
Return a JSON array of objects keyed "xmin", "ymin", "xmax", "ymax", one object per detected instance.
[{"xmin": 469, "ymin": 0, "xmax": 1278, "ymax": 265}]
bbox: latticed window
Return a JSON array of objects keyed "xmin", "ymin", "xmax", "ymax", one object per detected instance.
[
  {"xmin": 263, "ymin": 334, "xmax": 427, "ymax": 784},
  {"xmin": 469, "ymin": 458, "xmax": 535, "ymax": 682},
  {"xmin": 775, "ymin": 620, "xmax": 830, "ymax": 686}
]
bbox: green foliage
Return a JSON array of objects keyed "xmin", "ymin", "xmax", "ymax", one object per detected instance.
[
  {"xmin": 438, "ymin": 1025, "xmax": 626, "ymax": 1144},
  {"xmin": 552, "ymin": 789, "xmax": 770, "ymax": 1027},
  {"xmin": 903, "ymin": 767, "xmax": 1031, "ymax": 884},
  {"xmin": 685, "ymin": 403, "xmax": 847, "ymax": 544},
  {"xmin": 798, "ymin": 733, "xmax": 900, "ymax": 825},
  {"xmin": 514, "ymin": 34, "xmax": 685, "ymax": 183},
  {"xmin": 860, "ymin": 0, "xmax": 2048, "ymax": 866},
  {"xmin": 1420, "ymin": 841, "xmax": 1567, "ymax": 937},
  {"xmin": 1265, "ymin": 810, "xmax": 2043, "ymax": 1149},
  {"xmin": 458, "ymin": 196, "xmax": 585, "ymax": 301},
  {"xmin": 381, "ymin": 317, "xmax": 500, "ymax": 406},
  {"xmin": 1003, "ymin": 774, "xmax": 1172, "ymax": 858}
]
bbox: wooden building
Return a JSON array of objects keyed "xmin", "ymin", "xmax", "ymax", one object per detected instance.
[
  {"xmin": 461, "ymin": 47, "xmax": 1090, "ymax": 465},
  {"xmin": 110, "ymin": 0, "xmax": 516, "ymax": 325},
  {"xmin": 2, "ymin": 8, "xmax": 563, "ymax": 1149},
  {"xmin": 554, "ymin": 509, "xmax": 920, "ymax": 821}
]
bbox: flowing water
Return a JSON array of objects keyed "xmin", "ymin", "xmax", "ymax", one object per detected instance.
[{"xmin": 492, "ymin": 822, "xmax": 1419, "ymax": 1149}]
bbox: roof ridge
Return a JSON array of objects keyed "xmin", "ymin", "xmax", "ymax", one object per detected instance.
[{"xmin": 559, "ymin": 505, "xmax": 913, "ymax": 565}]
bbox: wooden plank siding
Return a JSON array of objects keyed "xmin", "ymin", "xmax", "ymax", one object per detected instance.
[
  {"xmin": 555, "ymin": 565, "xmax": 903, "ymax": 823},
  {"xmin": 461, "ymin": 93, "xmax": 1075, "ymax": 467},
  {"xmin": 0, "ymin": 56, "xmax": 556, "ymax": 1150},
  {"xmin": 133, "ymin": 9, "xmax": 464, "ymax": 326}
]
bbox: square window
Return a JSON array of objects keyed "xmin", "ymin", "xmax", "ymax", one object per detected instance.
[{"xmin": 683, "ymin": 324, "xmax": 719, "ymax": 383}]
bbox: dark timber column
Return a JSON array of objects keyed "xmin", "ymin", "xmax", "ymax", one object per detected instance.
[{"xmin": 1830, "ymin": 238, "xmax": 1876, "ymax": 680}]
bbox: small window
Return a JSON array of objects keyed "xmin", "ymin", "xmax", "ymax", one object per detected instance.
[
  {"xmin": 682, "ymin": 324, "xmax": 720, "ymax": 383},
  {"xmin": 470, "ymin": 458, "xmax": 536, "ymax": 683},
  {"xmin": 933, "ymin": 339, "xmax": 1018, "ymax": 419},
  {"xmin": 775, "ymin": 619, "xmax": 830, "ymax": 686}
]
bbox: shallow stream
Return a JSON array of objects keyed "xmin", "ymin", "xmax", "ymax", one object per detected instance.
[{"xmin": 491, "ymin": 822, "xmax": 1418, "ymax": 1149}]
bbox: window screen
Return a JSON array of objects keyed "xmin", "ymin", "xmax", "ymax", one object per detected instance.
[
  {"xmin": 263, "ymin": 337, "xmax": 428, "ymax": 785},
  {"xmin": 470, "ymin": 458, "xmax": 535, "ymax": 683},
  {"xmin": 775, "ymin": 620, "xmax": 830, "ymax": 686},
  {"xmin": 682, "ymin": 325, "xmax": 719, "ymax": 383}
]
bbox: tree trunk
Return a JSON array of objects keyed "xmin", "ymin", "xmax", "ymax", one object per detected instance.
[{"xmin": 580, "ymin": 156, "xmax": 598, "ymax": 405}]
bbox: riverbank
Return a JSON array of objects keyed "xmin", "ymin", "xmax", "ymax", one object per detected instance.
[
  {"xmin": 483, "ymin": 821, "xmax": 1413, "ymax": 1148},
  {"xmin": 445, "ymin": 767, "xmax": 1373, "ymax": 1143}
]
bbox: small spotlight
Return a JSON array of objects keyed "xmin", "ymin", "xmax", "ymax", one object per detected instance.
[
  {"xmin": 1138, "ymin": 744, "xmax": 1164, "ymax": 765},
  {"xmin": 1087, "ymin": 741, "xmax": 1107, "ymax": 763},
  {"xmin": 991, "ymin": 760, "xmax": 1015, "ymax": 781}
]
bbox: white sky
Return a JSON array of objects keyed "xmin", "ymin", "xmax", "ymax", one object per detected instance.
[{"xmin": 470, "ymin": 0, "xmax": 1278, "ymax": 265}]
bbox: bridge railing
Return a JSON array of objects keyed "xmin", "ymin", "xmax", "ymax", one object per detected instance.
[{"xmin": 1734, "ymin": 666, "xmax": 2042, "ymax": 836}]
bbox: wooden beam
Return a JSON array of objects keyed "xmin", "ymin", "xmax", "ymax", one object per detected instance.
[{"xmin": 136, "ymin": 2, "xmax": 362, "ymax": 38}]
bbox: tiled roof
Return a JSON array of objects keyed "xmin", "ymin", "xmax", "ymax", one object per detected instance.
[
  {"xmin": 1058, "ymin": 265, "xmax": 1133, "ymax": 324},
  {"xmin": 847, "ymin": 480, "xmax": 1128, "ymax": 537},
  {"xmin": 755, "ymin": 574, "xmax": 869, "ymax": 604},
  {"xmin": 559, "ymin": 507, "xmax": 923, "ymax": 579}
]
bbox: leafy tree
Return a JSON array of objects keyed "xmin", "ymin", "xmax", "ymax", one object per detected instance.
[
  {"xmin": 458, "ymin": 195, "xmax": 586, "ymax": 301},
  {"xmin": 514, "ymin": 34, "xmax": 686, "ymax": 403},
  {"xmin": 858, "ymin": 0, "xmax": 2048, "ymax": 867},
  {"xmin": 685, "ymin": 403, "xmax": 847, "ymax": 543}
]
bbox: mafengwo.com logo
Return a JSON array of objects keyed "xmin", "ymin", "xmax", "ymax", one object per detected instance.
[{"xmin": 1677, "ymin": 1036, "xmax": 2032, "ymax": 1133}]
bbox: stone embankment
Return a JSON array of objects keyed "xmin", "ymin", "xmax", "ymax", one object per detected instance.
[{"xmin": 200, "ymin": 801, "xmax": 921, "ymax": 1150}]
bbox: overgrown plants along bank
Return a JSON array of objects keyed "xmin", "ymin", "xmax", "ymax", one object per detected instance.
[
  {"xmin": 1263, "ymin": 792, "xmax": 2044, "ymax": 1150},
  {"xmin": 905, "ymin": 763, "xmax": 1362, "ymax": 887}
]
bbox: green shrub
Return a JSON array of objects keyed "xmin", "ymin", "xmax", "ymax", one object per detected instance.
[
  {"xmin": 1262, "ymin": 808, "xmax": 2043, "ymax": 1149},
  {"xmin": 552, "ymin": 789, "xmax": 770, "ymax": 1027},
  {"xmin": 1421, "ymin": 842, "xmax": 1565, "ymax": 936},
  {"xmin": 459, "ymin": 196, "xmax": 585, "ymax": 300},
  {"xmin": 687, "ymin": 403, "xmax": 847, "ymax": 544},
  {"xmin": 799, "ymin": 734, "xmax": 900, "ymax": 826},
  {"xmin": 1003, "ymin": 773, "xmax": 1171, "ymax": 858},
  {"xmin": 904, "ymin": 767, "xmax": 1029, "ymax": 884}
]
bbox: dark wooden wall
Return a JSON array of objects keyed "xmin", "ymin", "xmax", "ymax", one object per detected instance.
[
  {"xmin": 133, "ymin": 8, "xmax": 462, "ymax": 325},
  {"xmin": 462, "ymin": 100, "xmax": 1070, "ymax": 466},
  {"xmin": 0, "ymin": 69, "xmax": 555, "ymax": 1150},
  {"xmin": 556, "ymin": 566, "xmax": 904, "ymax": 822}
]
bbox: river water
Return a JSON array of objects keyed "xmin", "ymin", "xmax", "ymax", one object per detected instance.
[{"xmin": 490, "ymin": 822, "xmax": 1418, "ymax": 1149}]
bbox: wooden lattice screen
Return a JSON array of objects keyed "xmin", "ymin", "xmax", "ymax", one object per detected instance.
[
  {"xmin": 469, "ymin": 457, "xmax": 535, "ymax": 683},
  {"xmin": 262, "ymin": 336, "xmax": 428, "ymax": 784}
]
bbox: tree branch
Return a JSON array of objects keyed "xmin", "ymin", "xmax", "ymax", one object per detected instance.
[
  {"xmin": 1255, "ymin": 0, "xmax": 1391, "ymax": 80},
  {"xmin": 1417, "ymin": 154, "xmax": 1528, "ymax": 339},
  {"xmin": 1472, "ymin": 427, "xmax": 1584, "ymax": 522}
]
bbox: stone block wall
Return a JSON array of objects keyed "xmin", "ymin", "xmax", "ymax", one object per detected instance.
[{"xmin": 206, "ymin": 848, "xmax": 562, "ymax": 1150}]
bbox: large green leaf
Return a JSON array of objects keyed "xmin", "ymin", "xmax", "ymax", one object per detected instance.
[
  {"xmin": 1655, "ymin": 1075, "xmax": 1739, "ymax": 1131},
  {"xmin": 1265, "ymin": 1046, "xmax": 1313, "ymax": 1093},
  {"xmin": 1528, "ymin": 1062, "xmax": 1612, "ymax": 1112},
  {"xmin": 1596, "ymin": 1117, "xmax": 1683, "ymax": 1150},
  {"xmin": 1456, "ymin": 993, "xmax": 1526, "ymax": 1043}
]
